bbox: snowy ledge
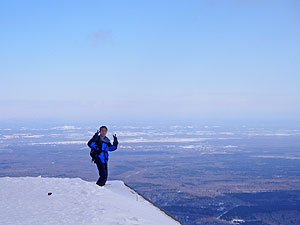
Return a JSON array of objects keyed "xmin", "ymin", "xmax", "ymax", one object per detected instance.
[{"xmin": 0, "ymin": 177, "xmax": 182, "ymax": 225}]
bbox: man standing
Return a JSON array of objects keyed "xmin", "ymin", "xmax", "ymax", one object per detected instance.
[{"xmin": 87, "ymin": 125, "xmax": 118, "ymax": 186}]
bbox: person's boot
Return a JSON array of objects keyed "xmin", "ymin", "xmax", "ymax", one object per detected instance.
[{"xmin": 96, "ymin": 178, "xmax": 105, "ymax": 187}]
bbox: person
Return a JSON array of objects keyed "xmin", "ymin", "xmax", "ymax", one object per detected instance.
[{"xmin": 87, "ymin": 125, "xmax": 118, "ymax": 186}]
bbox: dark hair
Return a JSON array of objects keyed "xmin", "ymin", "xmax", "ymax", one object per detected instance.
[{"xmin": 99, "ymin": 126, "xmax": 108, "ymax": 132}]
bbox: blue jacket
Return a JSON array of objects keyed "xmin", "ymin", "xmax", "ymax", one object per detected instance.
[{"xmin": 88, "ymin": 134, "xmax": 117, "ymax": 163}]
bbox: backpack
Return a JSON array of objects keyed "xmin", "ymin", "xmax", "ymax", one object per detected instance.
[
  {"xmin": 90, "ymin": 148, "xmax": 100, "ymax": 162},
  {"xmin": 87, "ymin": 133, "xmax": 103, "ymax": 162}
]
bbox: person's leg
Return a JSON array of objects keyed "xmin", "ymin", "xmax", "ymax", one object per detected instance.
[
  {"xmin": 104, "ymin": 163, "xmax": 108, "ymax": 183},
  {"xmin": 99, "ymin": 163, "xmax": 108, "ymax": 186},
  {"xmin": 95, "ymin": 160, "xmax": 108, "ymax": 186}
]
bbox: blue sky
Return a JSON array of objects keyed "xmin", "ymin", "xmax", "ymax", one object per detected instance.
[{"xmin": 0, "ymin": 0, "xmax": 299, "ymax": 123}]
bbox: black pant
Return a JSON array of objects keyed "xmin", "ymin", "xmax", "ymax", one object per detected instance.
[{"xmin": 95, "ymin": 158, "xmax": 108, "ymax": 186}]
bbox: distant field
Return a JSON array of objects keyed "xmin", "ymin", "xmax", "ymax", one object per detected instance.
[{"xmin": 1, "ymin": 123, "xmax": 300, "ymax": 225}]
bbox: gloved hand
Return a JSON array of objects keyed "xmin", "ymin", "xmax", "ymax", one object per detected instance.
[{"xmin": 113, "ymin": 134, "xmax": 118, "ymax": 146}]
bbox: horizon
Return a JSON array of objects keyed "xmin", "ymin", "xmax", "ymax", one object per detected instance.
[{"xmin": 1, "ymin": 0, "xmax": 300, "ymax": 122}]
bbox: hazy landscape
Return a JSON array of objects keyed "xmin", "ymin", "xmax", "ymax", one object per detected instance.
[
  {"xmin": 1, "ymin": 121, "xmax": 299, "ymax": 225},
  {"xmin": 1, "ymin": 1, "xmax": 299, "ymax": 224}
]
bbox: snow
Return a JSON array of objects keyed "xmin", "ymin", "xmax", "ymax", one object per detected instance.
[
  {"xmin": 0, "ymin": 177, "xmax": 180, "ymax": 225},
  {"xmin": 51, "ymin": 126, "xmax": 80, "ymax": 130},
  {"xmin": 30, "ymin": 141, "xmax": 86, "ymax": 145}
]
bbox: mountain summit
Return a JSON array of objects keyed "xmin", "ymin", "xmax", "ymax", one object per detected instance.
[{"xmin": 0, "ymin": 177, "xmax": 181, "ymax": 225}]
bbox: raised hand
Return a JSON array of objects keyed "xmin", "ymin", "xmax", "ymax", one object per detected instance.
[
  {"xmin": 94, "ymin": 129, "xmax": 99, "ymax": 136},
  {"xmin": 113, "ymin": 134, "xmax": 118, "ymax": 146}
]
